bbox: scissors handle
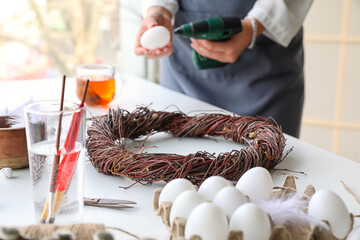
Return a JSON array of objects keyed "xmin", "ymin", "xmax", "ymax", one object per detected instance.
[{"xmin": 83, "ymin": 197, "xmax": 136, "ymax": 208}]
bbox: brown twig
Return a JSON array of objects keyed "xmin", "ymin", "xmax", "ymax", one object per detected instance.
[
  {"xmin": 106, "ymin": 226, "xmax": 140, "ymax": 240},
  {"xmin": 341, "ymin": 180, "xmax": 360, "ymax": 206},
  {"xmin": 86, "ymin": 107, "xmax": 289, "ymax": 186},
  {"xmin": 81, "ymin": 79, "xmax": 90, "ymax": 104}
]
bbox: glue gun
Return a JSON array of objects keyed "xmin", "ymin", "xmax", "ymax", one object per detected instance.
[{"xmin": 174, "ymin": 17, "xmax": 242, "ymax": 69}]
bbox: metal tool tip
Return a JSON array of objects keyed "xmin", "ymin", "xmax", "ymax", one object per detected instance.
[{"xmin": 174, "ymin": 27, "xmax": 184, "ymax": 35}]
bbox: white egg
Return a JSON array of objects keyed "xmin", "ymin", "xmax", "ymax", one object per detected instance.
[
  {"xmin": 170, "ymin": 190, "xmax": 205, "ymax": 225},
  {"xmin": 229, "ymin": 203, "xmax": 271, "ymax": 240},
  {"xmin": 308, "ymin": 189, "xmax": 351, "ymax": 239},
  {"xmin": 158, "ymin": 178, "xmax": 195, "ymax": 205},
  {"xmin": 213, "ymin": 186, "xmax": 247, "ymax": 219},
  {"xmin": 347, "ymin": 226, "xmax": 360, "ymax": 240},
  {"xmin": 185, "ymin": 202, "xmax": 228, "ymax": 240},
  {"xmin": 235, "ymin": 167, "xmax": 273, "ymax": 201},
  {"xmin": 140, "ymin": 26, "xmax": 170, "ymax": 50},
  {"xmin": 0, "ymin": 168, "xmax": 13, "ymax": 179},
  {"xmin": 198, "ymin": 176, "xmax": 230, "ymax": 201}
]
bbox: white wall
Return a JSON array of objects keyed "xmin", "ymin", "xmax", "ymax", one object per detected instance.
[{"xmin": 301, "ymin": 0, "xmax": 360, "ymax": 162}]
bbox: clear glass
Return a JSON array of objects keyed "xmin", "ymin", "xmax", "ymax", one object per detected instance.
[
  {"xmin": 24, "ymin": 100, "xmax": 86, "ymax": 224},
  {"xmin": 76, "ymin": 64, "xmax": 116, "ymax": 107}
]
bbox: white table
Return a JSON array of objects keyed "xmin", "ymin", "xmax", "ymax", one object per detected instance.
[{"xmin": 1, "ymin": 75, "xmax": 360, "ymax": 239}]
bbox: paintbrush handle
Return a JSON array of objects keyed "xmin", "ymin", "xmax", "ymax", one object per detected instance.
[
  {"xmin": 56, "ymin": 151, "xmax": 80, "ymax": 191},
  {"xmin": 39, "ymin": 76, "xmax": 66, "ymax": 224},
  {"xmin": 49, "ymin": 79, "xmax": 88, "ymax": 223},
  {"xmin": 62, "ymin": 110, "xmax": 84, "ymax": 152},
  {"xmin": 39, "ymin": 196, "xmax": 49, "ymax": 223},
  {"xmin": 53, "ymin": 191, "xmax": 65, "ymax": 218}
]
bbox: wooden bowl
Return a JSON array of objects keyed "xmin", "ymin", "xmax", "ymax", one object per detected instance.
[{"xmin": 0, "ymin": 127, "xmax": 29, "ymax": 169}]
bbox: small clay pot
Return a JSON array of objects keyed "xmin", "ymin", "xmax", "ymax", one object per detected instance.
[{"xmin": 0, "ymin": 126, "xmax": 28, "ymax": 169}]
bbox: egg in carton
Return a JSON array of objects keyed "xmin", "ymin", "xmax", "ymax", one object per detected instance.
[{"xmin": 153, "ymin": 175, "xmax": 355, "ymax": 240}]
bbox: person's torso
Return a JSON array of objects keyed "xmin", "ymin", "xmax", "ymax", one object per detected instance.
[
  {"xmin": 172, "ymin": 0, "xmax": 304, "ymax": 81},
  {"xmin": 179, "ymin": 0, "xmax": 255, "ymax": 16}
]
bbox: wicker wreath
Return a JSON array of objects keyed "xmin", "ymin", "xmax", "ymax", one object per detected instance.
[{"xmin": 86, "ymin": 107, "xmax": 287, "ymax": 185}]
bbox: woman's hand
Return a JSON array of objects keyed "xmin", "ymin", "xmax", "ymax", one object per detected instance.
[
  {"xmin": 134, "ymin": 6, "xmax": 173, "ymax": 59},
  {"xmin": 190, "ymin": 18, "xmax": 264, "ymax": 63}
]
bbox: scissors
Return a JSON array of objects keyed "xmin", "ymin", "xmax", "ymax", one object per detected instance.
[{"xmin": 84, "ymin": 197, "xmax": 137, "ymax": 209}]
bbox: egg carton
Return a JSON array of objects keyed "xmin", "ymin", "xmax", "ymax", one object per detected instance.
[{"xmin": 153, "ymin": 176, "xmax": 355, "ymax": 240}]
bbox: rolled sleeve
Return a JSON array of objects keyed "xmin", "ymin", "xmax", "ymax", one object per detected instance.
[
  {"xmin": 248, "ymin": 0, "xmax": 313, "ymax": 47},
  {"xmin": 141, "ymin": 0, "xmax": 179, "ymax": 18}
]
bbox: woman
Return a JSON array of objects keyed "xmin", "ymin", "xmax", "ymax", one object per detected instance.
[{"xmin": 134, "ymin": 0, "xmax": 313, "ymax": 138}]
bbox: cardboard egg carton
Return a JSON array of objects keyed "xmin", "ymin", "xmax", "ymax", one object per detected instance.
[{"xmin": 153, "ymin": 176, "xmax": 354, "ymax": 240}]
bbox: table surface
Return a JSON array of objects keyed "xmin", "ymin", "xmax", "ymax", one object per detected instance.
[{"xmin": 1, "ymin": 76, "xmax": 360, "ymax": 239}]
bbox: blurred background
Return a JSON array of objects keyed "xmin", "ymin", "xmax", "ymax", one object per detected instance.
[{"xmin": 0, "ymin": 0, "xmax": 359, "ymax": 163}]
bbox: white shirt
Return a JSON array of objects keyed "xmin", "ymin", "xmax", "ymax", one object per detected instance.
[{"xmin": 141, "ymin": 0, "xmax": 313, "ymax": 47}]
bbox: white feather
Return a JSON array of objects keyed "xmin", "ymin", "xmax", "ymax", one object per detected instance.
[{"xmin": 256, "ymin": 193, "xmax": 330, "ymax": 231}]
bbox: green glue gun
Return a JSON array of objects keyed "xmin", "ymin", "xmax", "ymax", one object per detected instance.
[{"xmin": 174, "ymin": 16, "xmax": 242, "ymax": 69}]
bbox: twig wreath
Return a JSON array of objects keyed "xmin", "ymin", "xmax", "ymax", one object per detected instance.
[{"xmin": 86, "ymin": 107, "xmax": 288, "ymax": 185}]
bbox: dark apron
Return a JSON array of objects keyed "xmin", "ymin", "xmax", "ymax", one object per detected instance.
[{"xmin": 160, "ymin": 0, "xmax": 304, "ymax": 137}]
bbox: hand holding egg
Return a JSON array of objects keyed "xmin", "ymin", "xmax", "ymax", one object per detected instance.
[
  {"xmin": 140, "ymin": 26, "xmax": 171, "ymax": 50},
  {"xmin": 134, "ymin": 6, "xmax": 173, "ymax": 58},
  {"xmin": 135, "ymin": 25, "xmax": 172, "ymax": 59}
]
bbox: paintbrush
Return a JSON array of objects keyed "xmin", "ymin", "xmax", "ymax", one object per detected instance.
[
  {"xmin": 50, "ymin": 79, "xmax": 89, "ymax": 223},
  {"xmin": 39, "ymin": 75, "xmax": 66, "ymax": 224}
]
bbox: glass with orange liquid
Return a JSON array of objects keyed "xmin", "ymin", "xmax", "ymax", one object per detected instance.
[{"xmin": 76, "ymin": 64, "xmax": 123, "ymax": 106}]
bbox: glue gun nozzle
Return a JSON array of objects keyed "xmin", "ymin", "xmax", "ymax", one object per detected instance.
[{"xmin": 174, "ymin": 27, "xmax": 184, "ymax": 35}]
